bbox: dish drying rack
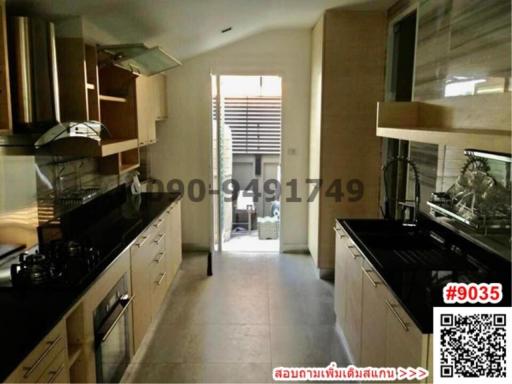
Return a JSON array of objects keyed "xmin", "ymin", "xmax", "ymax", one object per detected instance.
[
  {"xmin": 428, "ymin": 149, "xmax": 511, "ymax": 234},
  {"xmin": 54, "ymin": 160, "xmax": 100, "ymax": 206}
]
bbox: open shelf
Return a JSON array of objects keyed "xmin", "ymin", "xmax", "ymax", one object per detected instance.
[
  {"xmin": 68, "ymin": 344, "xmax": 82, "ymax": 367},
  {"xmin": 99, "ymin": 94, "xmax": 127, "ymax": 103},
  {"xmin": 119, "ymin": 162, "xmax": 140, "ymax": 174},
  {"xmin": 376, "ymin": 93, "xmax": 511, "ymax": 153},
  {"xmin": 377, "ymin": 127, "xmax": 510, "ymax": 153},
  {"xmin": 100, "ymin": 147, "xmax": 140, "ymax": 174},
  {"xmin": 48, "ymin": 138, "xmax": 138, "ymax": 157}
]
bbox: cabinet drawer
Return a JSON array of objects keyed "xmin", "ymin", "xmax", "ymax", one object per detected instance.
[
  {"xmin": 36, "ymin": 351, "xmax": 68, "ymax": 384},
  {"xmin": 150, "ymin": 213, "xmax": 166, "ymax": 235},
  {"xmin": 131, "ymin": 226, "xmax": 157, "ymax": 260},
  {"xmin": 18, "ymin": 322, "xmax": 66, "ymax": 383},
  {"xmin": 149, "ymin": 236, "xmax": 167, "ymax": 279},
  {"xmin": 151, "ymin": 258, "xmax": 168, "ymax": 315}
]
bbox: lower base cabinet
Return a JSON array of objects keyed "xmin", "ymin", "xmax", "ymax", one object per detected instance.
[
  {"xmin": 360, "ymin": 260, "xmax": 387, "ymax": 367},
  {"xmin": 166, "ymin": 200, "xmax": 182, "ymax": 282},
  {"xmin": 131, "ymin": 200, "xmax": 182, "ymax": 353},
  {"xmin": 5, "ymin": 200, "xmax": 182, "ymax": 383},
  {"xmin": 334, "ymin": 223, "xmax": 432, "ymax": 383},
  {"xmin": 5, "ymin": 322, "xmax": 70, "ymax": 384}
]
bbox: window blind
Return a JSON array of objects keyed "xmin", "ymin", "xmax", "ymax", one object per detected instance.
[{"xmin": 223, "ymin": 96, "xmax": 281, "ymax": 154}]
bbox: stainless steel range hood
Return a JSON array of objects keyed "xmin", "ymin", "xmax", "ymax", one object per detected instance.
[{"xmin": 98, "ymin": 44, "xmax": 181, "ymax": 75}]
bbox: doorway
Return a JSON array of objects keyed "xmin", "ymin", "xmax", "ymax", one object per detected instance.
[{"xmin": 211, "ymin": 75, "xmax": 282, "ymax": 253}]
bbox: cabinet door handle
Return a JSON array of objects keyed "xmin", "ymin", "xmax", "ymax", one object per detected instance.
[
  {"xmin": 47, "ymin": 363, "xmax": 65, "ymax": 383},
  {"xmin": 385, "ymin": 300, "xmax": 409, "ymax": 332},
  {"xmin": 156, "ymin": 272, "xmax": 166, "ymax": 286},
  {"xmin": 332, "ymin": 226, "xmax": 346, "ymax": 239},
  {"xmin": 153, "ymin": 251, "xmax": 165, "ymax": 263},
  {"xmin": 153, "ymin": 233, "xmax": 165, "ymax": 245},
  {"xmin": 153, "ymin": 218, "xmax": 164, "ymax": 229},
  {"xmin": 347, "ymin": 245, "xmax": 361, "ymax": 259},
  {"xmin": 136, "ymin": 235, "xmax": 149, "ymax": 248},
  {"xmin": 361, "ymin": 267, "xmax": 381, "ymax": 288},
  {"xmin": 23, "ymin": 335, "xmax": 63, "ymax": 378}
]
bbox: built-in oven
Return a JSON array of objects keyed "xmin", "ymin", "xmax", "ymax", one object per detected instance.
[{"xmin": 93, "ymin": 274, "xmax": 134, "ymax": 383}]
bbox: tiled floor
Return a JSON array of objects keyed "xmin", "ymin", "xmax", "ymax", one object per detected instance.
[
  {"xmin": 122, "ymin": 251, "xmax": 349, "ymax": 383},
  {"xmin": 222, "ymin": 231, "xmax": 279, "ymax": 253}
]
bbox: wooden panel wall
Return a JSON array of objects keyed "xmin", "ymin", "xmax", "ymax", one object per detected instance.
[
  {"xmin": 0, "ymin": 0, "xmax": 11, "ymax": 131},
  {"xmin": 307, "ymin": 16, "xmax": 324, "ymax": 268},
  {"xmin": 414, "ymin": 0, "xmax": 511, "ymax": 101},
  {"xmin": 410, "ymin": 0, "xmax": 511, "ymax": 207},
  {"xmin": 317, "ymin": 10, "xmax": 387, "ymax": 270}
]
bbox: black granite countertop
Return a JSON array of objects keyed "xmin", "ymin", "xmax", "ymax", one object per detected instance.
[
  {"xmin": 0, "ymin": 186, "xmax": 181, "ymax": 381},
  {"xmin": 337, "ymin": 215, "xmax": 511, "ymax": 334}
]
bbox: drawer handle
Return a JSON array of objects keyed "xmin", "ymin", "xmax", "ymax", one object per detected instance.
[
  {"xmin": 23, "ymin": 335, "xmax": 63, "ymax": 378},
  {"xmin": 101, "ymin": 295, "xmax": 135, "ymax": 342},
  {"xmin": 48, "ymin": 363, "xmax": 65, "ymax": 383},
  {"xmin": 136, "ymin": 235, "xmax": 149, "ymax": 248},
  {"xmin": 154, "ymin": 251, "xmax": 165, "ymax": 263},
  {"xmin": 156, "ymin": 272, "xmax": 166, "ymax": 286},
  {"xmin": 153, "ymin": 233, "xmax": 165, "ymax": 245},
  {"xmin": 361, "ymin": 267, "xmax": 381, "ymax": 288},
  {"xmin": 153, "ymin": 218, "xmax": 164, "ymax": 229},
  {"xmin": 332, "ymin": 226, "xmax": 346, "ymax": 239},
  {"xmin": 347, "ymin": 245, "xmax": 361, "ymax": 259},
  {"xmin": 385, "ymin": 300, "xmax": 409, "ymax": 332}
]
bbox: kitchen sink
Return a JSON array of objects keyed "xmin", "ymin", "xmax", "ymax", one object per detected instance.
[{"xmin": 340, "ymin": 218, "xmax": 480, "ymax": 271}]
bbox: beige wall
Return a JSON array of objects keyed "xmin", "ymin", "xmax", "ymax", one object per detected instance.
[{"xmin": 149, "ymin": 29, "xmax": 311, "ymax": 251}]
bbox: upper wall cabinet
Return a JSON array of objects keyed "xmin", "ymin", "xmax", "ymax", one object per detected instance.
[
  {"xmin": 0, "ymin": 0, "xmax": 11, "ymax": 132},
  {"xmin": 136, "ymin": 73, "xmax": 167, "ymax": 146}
]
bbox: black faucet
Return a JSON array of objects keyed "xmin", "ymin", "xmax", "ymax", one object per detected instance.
[{"xmin": 382, "ymin": 156, "xmax": 421, "ymax": 226}]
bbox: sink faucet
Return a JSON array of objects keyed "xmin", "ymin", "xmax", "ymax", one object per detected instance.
[{"xmin": 382, "ymin": 156, "xmax": 421, "ymax": 226}]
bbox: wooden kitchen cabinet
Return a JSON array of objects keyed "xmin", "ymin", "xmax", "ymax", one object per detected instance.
[
  {"xmin": 130, "ymin": 201, "xmax": 181, "ymax": 352},
  {"xmin": 334, "ymin": 225, "xmax": 432, "ymax": 382},
  {"xmin": 308, "ymin": 10, "xmax": 386, "ymax": 275},
  {"xmin": 342, "ymin": 240, "xmax": 363, "ymax": 363},
  {"xmin": 155, "ymin": 73, "xmax": 168, "ymax": 120},
  {"xmin": 334, "ymin": 222, "xmax": 363, "ymax": 363},
  {"xmin": 136, "ymin": 73, "xmax": 167, "ymax": 146},
  {"xmin": 165, "ymin": 200, "xmax": 182, "ymax": 283},
  {"xmin": 36, "ymin": 351, "xmax": 69, "ymax": 384},
  {"xmin": 6, "ymin": 321, "xmax": 69, "ymax": 383},
  {"xmin": 130, "ymin": 227, "xmax": 156, "ymax": 351},
  {"xmin": 384, "ymin": 293, "xmax": 429, "ymax": 374},
  {"xmin": 0, "ymin": 0, "xmax": 11, "ymax": 132},
  {"xmin": 334, "ymin": 224, "xmax": 346, "ymax": 324},
  {"xmin": 360, "ymin": 260, "xmax": 387, "ymax": 367},
  {"xmin": 149, "ymin": 225, "xmax": 168, "ymax": 314}
]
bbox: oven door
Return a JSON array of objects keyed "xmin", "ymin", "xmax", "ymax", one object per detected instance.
[{"xmin": 95, "ymin": 294, "xmax": 134, "ymax": 383}]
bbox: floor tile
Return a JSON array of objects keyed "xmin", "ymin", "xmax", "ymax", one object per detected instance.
[
  {"xmin": 270, "ymin": 325, "xmax": 337, "ymax": 365},
  {"xmin": 184, "ymin": 324, "xmax": 271, "ymax": 363},
  {"xmin": 123, "ymin": 362, "xmax": 272, "ymax": 383}
]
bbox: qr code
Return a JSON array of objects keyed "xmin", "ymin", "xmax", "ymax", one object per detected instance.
[{"xmin": 434, "ymin": 307, "xmax": 512, "ymax": 383}]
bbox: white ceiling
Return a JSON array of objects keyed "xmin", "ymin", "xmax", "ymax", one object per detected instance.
[{"xmin": 9, "ymin": 0, "xmax": 394, "ymax": 60}]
